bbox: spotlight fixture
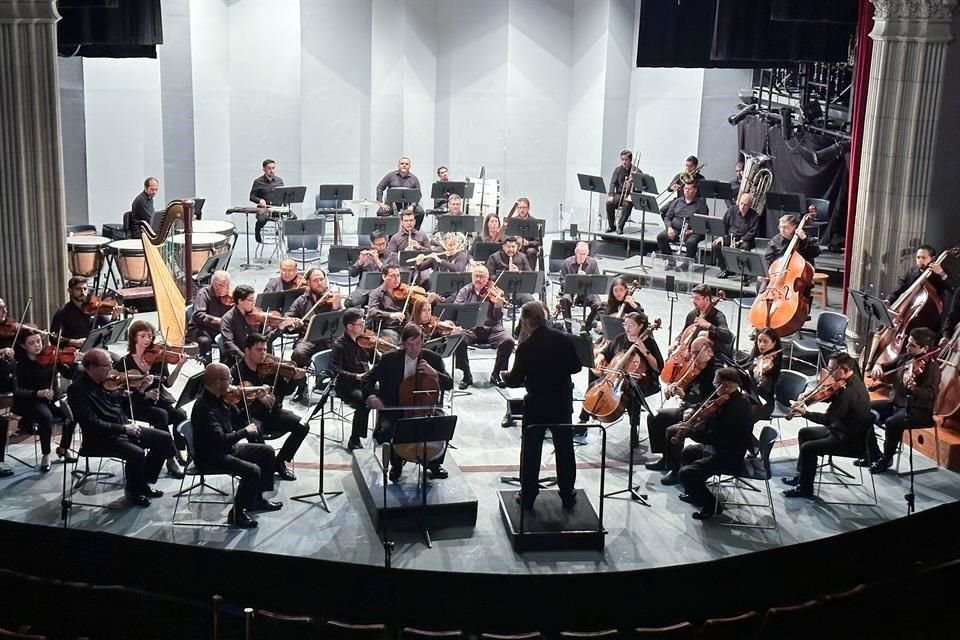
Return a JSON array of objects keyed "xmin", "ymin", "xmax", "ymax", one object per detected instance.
[
  {"xmin": 813, "ymin": 139, "xmax": 851, "ymax": 166},
  {"xmin": 780, "ymin": 107, "xmax": 794, "ymax": 141},
  {"xmin": 728, "ymin": 103, "xmax": 758, "ymax": 126},
  {"xmin": 802, "ymin": 100, "xmax": 824, "ymax": 125}
]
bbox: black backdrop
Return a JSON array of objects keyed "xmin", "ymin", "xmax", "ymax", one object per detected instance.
[{"xmin": 738, "ymin": 115, "xmax": 849, "ymax": 249}]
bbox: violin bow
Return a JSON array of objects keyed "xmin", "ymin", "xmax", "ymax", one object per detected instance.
[
  {"xmin": 11, "ymin": 298, "xmax": 32, "ymax": 352},
  {"xmin": 235, "ymin": 363, "xmax": 256, "ymax": 426},
  {"xmin": 48, "ymin": 328, "xmax": 63, "ymax": 392},
  {"xmin": 121, "ymin": 356, "xmax": 137, "ymax": 424}
]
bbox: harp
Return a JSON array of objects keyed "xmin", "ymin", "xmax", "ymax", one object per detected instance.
[{"xmin": 140, "ymin": 200, "xmax": 195, "ymax": 346}]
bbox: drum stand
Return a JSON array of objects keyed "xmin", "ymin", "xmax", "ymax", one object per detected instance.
[{"xmin": 239, "ymin": 212, "xmax": 262, "ymax": 270}]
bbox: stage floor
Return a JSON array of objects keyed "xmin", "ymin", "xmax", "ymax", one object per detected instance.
[{"xmin": 1, "ymin": 233, "xmax": 955, "ymax": 578}]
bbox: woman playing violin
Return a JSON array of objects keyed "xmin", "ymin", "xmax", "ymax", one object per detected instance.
[
  {"xmin": 737, "ymin": 328, "xmax": 782, "ymax": 423},
  {"xmin": 118, "ymin": 320, "xmax": 188, "ymax": 476},
  {"xmin": 12, "ymin": 330, "xmax": 76, "ymax": 472},
  {"xmin": 411, "ymin": 299, "xmax": 472, "ymax": 389},
  {"xmin": 783, "ymin": 352, "xmax": 873, "ymax": 499},
  {"xmin": 661, "ymin": 368, "xmax": 755, "ymax": 520}
]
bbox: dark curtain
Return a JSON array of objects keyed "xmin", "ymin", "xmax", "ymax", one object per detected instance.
[
  {"xmin": 738, "ymin": 115, "xmax": 849, "ymax": 243},
  {"xmin": 57, "ymin": 0, "xmax": 163, "ymax": 58}
]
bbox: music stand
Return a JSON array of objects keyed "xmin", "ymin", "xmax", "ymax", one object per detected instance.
[
  {"xmin": 358, "ymin": 272, "xmax": 384, "ymax": 291},
  {"xmin": 357, "ymin": 217, "xmax": 400, "ymax": 245},
  {"xmin": 601, "ymin": 315, "xmax": 626, "ymax": 342},
  {"xmin": 635, "ymin": 173, "xmax": 658, "ymax": 195},
  {"xmin": 317, "ymin": 184, "xmax": 355, "ymax": 245},
  {"xmin": 327, "ymin": 245, "xmax": 362, "ymax": 292},
  {"xmin": 176, "ymin": 372, "xmax": 205, "ymax": 409},
  {"xmin": 690, "ymin": 215, "xmax": 727, "ymax": 281},
  {"xmin": 561, "ymin": 274, "xmax": 610, "ymax": 332},
  {"xmin": 697, "ymin": 180, "xmax": 735, "ymax": 215},
  {"xmin": 505, "ymin": 217, "xmax": 544, "ymax": 243},
  {"xmin": 850, "ymin": 290, "xmax": 894, "ymax": 370},
  {"xmin": 293, "ymin": 372, "xmax": 343, "ymax": 512},
  {"xmin": 269, "ymin": 186, "xmax": 307, "ymax": 209},
  {"xmin": 305, "ymin": 310, "xmax": 345, "ymax": 345},
  {"xmin": 498, "ymin": 271, "xmax": 544, "ymax": 332},
  {"xmin": 283, "ymin": 218, "xmax": 326, "ymax": 266},
  {"xmin": 430, "ymin": 181, "xmax": 467, "ymax": 209},
  {"xmin": 766, "ymin": 192, "xmax": 806, "ymax": 217},
  {"xmin": 81, "ymin": 318, "xmax": 132, "ymax": 352},
  {"xmin": 430, "ymin": 272, "xmax": 472, "ymax": 298},
  {"xmin": 577, "ymin": 173, "xmax": 606, "ymax": 236},
  {"xmin": 384, "ymin": 188, "xmax": 421, "ymax": 215},
  {"xmin": 720, "ymin": 247, "xmax": 767, "ymax": 351},
  {"xmin": 436, "ymin": 215, "xmax": 482, "ymax": 235},
  {"xmin": 570, "ymin": 333, "xmax": 596, "ymax": 369},
  {"xmin": 631, "ymin": 193, "xmax": 661, "ymax": 271},
  {"xmin": 389, "ymin": 414, "xmax": 458, "ymax": 547},
  {"xmin": 472, "ymin": 241, "xmax": 501, "ymax": 263},
  {"xmin": 432, "ymin": 302, "xmax": 489, "ymax": 329},
  {"xmin": 256, "ymin": 290, "xmax": 302, "ymax": 314}
]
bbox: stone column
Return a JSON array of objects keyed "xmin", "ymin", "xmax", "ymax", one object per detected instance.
[{"xmin": 849, "ymin": 0, "xmax": 958, "ymax": 335}]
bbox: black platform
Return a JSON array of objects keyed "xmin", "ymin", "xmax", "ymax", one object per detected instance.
[
  {"xmin": 498, "ymin": 490, "xmax": 605, "ymax": 552},
  {"xmin": 352, "ymin": 450, "xmax": 478, "ymax": 533}
]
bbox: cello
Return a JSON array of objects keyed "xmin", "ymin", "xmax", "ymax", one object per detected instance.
[
  {"xmin": 936, "ymin": 324, "xmax": 960, "ymax": 420},
  {"xmin": 583, "ymin": 319, "xmax": 661, "ymax": 422},
  {"xmin": 866, "ymin": 246, "xmax": 958, "ymax": 372},
  {"xmin": 393, "ymin": 356, "xmax": 447, "ymax": 464},
  {"xmin": 748, "ymin": 212, "xmax": 815, "ymax": 337},
  {"xmin": 660, "ymin": 291, "xmax": 725, "ymax": 394}
]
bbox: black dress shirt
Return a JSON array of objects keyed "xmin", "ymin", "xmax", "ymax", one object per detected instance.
[
  {"xmin": 560, "ymin": 255, "xmax": 600, "ymax": 276},
  {"xmin": 502, "ymin": 325, "xmax": 581, "ymax": 417},
  {"xmin": 263, "ymin": 276, "xmax": 299, "ymax": 293},
  {"xmin": 376, "ymin": 171, "xmax": 422, "ymax": 203},
  {"xmin": 50, "ymin": 302, "xmax": 98, "ymax": 340},
  {"xmin": 691, "ymin": 391, "xmax": 755, "ymax": 467},
  {"xmin": 117, "ymin": 353, "xmax": 176, "ymax": 406},
  {"xmin": 386, "ymin": 229, "xmax": 433, "ymax": 262},
  {"xmin": 330, "ymin": 335, "xmax": 371, "ymax": 384},
  {"xmin": 721, "ymin": 205, "xmax": 760, "ymax": 245},
  {"xmin": 220, "ymin": 307, "xmax": 280, "ymax": 363},
  {"xmin": 486, "ymin": 250, "xmax": 531, "ymax": 278},
  {"xmin": 419, "ymin": 250, "xmax": 471, "ymax": 274},
  {"xmin": 878, "ymin": 352, "xmax": 940, "ymax": 415},
  {"xmin": 803, "ymin": 375, "xmax": 873, "ymax": 445},
  {"xmin": 886, "ymin": 266, "xmax": 950, "ymax": 304},
  {"xmin": 129, "ymin": 191, "xmax": 155, "ymax": 239},
  {"xmin": 67, "ymin": 372, "xmax": 129, "ymax": 445},
  {"xmin": 190, "ymin": 389, "xmax": 248, "ymax": 465},
  {"xmin": 249, "ymin": 175, "xmax": 285, "ymax": 205},
  {"xmin": 367, "ymin": 286, "xmax": 406, "ymax": 330},
  {"xmin": 190, "ymin": 286, "xmax": 233, "ymax": 333},
  {"xmin": 12, "ymin": 355, "xmax": 56, "ymax": 411},
  {"xmin": 663, "ymin": 197, "xmax": 709, "ymax": 232},
  {"xmin": 764, "ymin": 233, "xmax": 820, "ymax": 267},
  {"xmin": 601, "ymin": 333, "xmax": 664, "ymax": 396},
  {"xmin": 608, "ymin": 165, "xmax": 631, "ymax": 197},
  {"xmin": 452, "ymin": 284, "xmax": 504, "ymax": 328}
]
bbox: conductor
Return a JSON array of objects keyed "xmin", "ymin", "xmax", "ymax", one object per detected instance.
[{"xmin": 502, "ymin": 301, "xmax": 583, "ymax": 510}]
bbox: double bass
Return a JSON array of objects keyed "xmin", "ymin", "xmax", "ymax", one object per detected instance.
[
  {"xmin": 660, "ymin": 291, "xmax": 725, "ymax": 396},
  {"xmin": 583, "ymin": 320, "xmax": 661, "ymax": 422},
  {"xmin": 748, "ymin": 212, "xmax": 815, "ymax": 337},
  {"xmin": 936, "ymin": 325, "xmax": 960, "ymax": 420}
]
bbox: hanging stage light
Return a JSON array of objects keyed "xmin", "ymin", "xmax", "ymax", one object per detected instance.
[
  {"xmin": 780, "ymin": 107, "xmax": 794, "ymax": 141},
  {"xmin": 728, "ymin": 103, "xmax": 759, "ymax": 126},
  {"xmin": 812, "ymin": 139, "xmax": 851, "ymax": 166}
]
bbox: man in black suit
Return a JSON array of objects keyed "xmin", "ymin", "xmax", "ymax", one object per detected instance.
[
  {"xmin": 128, "ymin": 177, "xmax": 158, "ymax": 239},
  {"xmin": 665, "ymin": 367, "xmax": 755, "ymax": 520},
  {"xmin": 502, "ymin": 301, "xmax": 583, "ymax": 510},
  {"xmin": 366, "ymin": 323, "xmax": 454, "ymax": 483},
  {"xmin": 67, "ymin": 349, "xmax": 176, "ymax": 507},
  {"xmin": 191, "ymin": 363, "xmax": 282, "ymax": 528}
]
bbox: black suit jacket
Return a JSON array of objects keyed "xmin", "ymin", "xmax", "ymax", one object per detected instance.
[
  {"xmin": 367, "ymin": 348, "xmax": 453, "ymax": 410},
  {"xmin": 190, "ymin": 389, "xmax": 248, "ymax": 466},
  {"xmin": 691, "ymin": 391, "xmax": 755, "ymax": 469},
  {"xmin": 503, "ymin": 325, "xmax": 582, "ymax": 421},
  {"xmin": 67, "ymin": 372, "xmax": 129, "ymax": 449}
]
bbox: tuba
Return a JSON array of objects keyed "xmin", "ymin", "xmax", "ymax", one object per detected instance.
[{"xmin": 737, "ymin": 152, "xmax": 774, "ymax": 215}]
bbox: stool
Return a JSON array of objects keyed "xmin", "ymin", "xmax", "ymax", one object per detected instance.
[{"xmin": 812, "ymin": 273, "xmax": 829, "ymax": 308}]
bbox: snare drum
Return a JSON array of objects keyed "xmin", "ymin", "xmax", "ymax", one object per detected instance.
[
  {"xmin": 66, "ymin": 235, "xmax": 110, "ymax": 278},
  {"xmin": 171, "ymin": 232, "xmax": 228, "ymax": 275},
  {"xmin": 108, "ymin": 239, "xmax": 150, "ymax": 286}
]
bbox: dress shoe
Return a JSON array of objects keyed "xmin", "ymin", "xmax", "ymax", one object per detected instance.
[
  {"xmin": 39, "ymin": 461, "xmax": 51, "ymax": 474},
  {"xmin": 125, "ymin": 493, "xmax": 151, "ymax": 508},
  {"xmin": 645, "ymin": 459, "xmax": 667, "ymax": 472},
  {"xmin": 143, "ymin": 487, "xmax": 164, "ymax": 499},
  {"xmin": 227, "ymin": 507, "xmax": 257, "ymax": 529},
  {"xmin": 660, "ymin": 471, "xmax": 680, "ymax": 486},
  {"xmin": 0, "ymin": 465, "xmax": 13, "ymax": 478},
  {"xmin": 175, "ymin": 451, "xmax": 188, "ymax": 466},
  {"xmin": 515, "ymin": 493, "xmax": 535, "ymax": 510},
  {"xmin": 249, "ymin": 498, "xmax": 283, "ymax": 512},
  {"xmin": 716, "ymin": 270, "xmax": 730, "ymax": 279},
  {"xmin": 782, "ymin": 487, "xmax": 814, "ymax": 499},
  {"xmin": 458, "ymin": 376, "xmax": 473, "ymax": 390},
  {"xmin": 388, "ymin": 468, "xmax": 402, "ymax": 484},
  {"xmin": 605, "ymin": 226, "xmax": 616, "ymax": 234},
  {"xmin": 276, "ymin": 462, "xmax": 296, "ymax": 481},
  {"xmin": 166, "ymin": 461, "xmax": 185, "ymax": 479},
  {"xmin": 56, "ymin": 446, "xmax": 78, "ymax": 463},
  {"xmin": 347, "ymin": 436, "xmax": 364, "ymax": 451},
  {"xmin": 781, "ymin": 476, "xmax": 801, "ymax": 486},
  {"xmin": 489, "ymin": 372, "xmax": 506, "ymax": 388},
  {"xmin": 560, "ymin": 491, "xmax": 577, "ymax": 510},
  {"xmin": 852, "ymin": 458, "xmax": 871, "ymax": 468},
  {"xmin": 870, "ymin": 457, "xmax": 891, "ymax": 474},
  {"xmin": 427, "ymin": 465, "xmax": 448, "ymax": 479},
  {"xmin": 501, "ymin": 415, "xmax": 514, "ymax": 429},
  {"xmin": 678, "ymin": 493, "xmax": 703, "ymax": 506},
  {"xmin": 692, "ymin": 504, "xmax": 723, "ymax": 520},
  {"xmin": 292, "ymin": 389, "xmax": 309, "ymax": 405}
]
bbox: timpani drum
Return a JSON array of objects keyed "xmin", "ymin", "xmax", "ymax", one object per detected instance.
[
  {"xmin": 66, "ymin": 235, "xmax": 110, "ymax": 278},
  {"xmin": 108, "ymin": 239, "xmax": 150, "ymax": 286},
  {"xmin": 171, "ymin": 232, "xmax": 228, "ymax": 275},
  {"xmin": 193, "ymin": 220, "xmax": 235, "ymax": 244}
]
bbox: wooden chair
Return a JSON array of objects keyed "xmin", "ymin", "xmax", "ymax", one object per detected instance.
[
  {"xmin": 811, "ymin": 272, "xmax": 829, "ymax": 308},
  {"xmin": 632, "ymin": 621, "xmax": 697, "ymax": 638},
  {"xmin": 699, "ymin": 611, "xmax": 761, "ymax": 639},
  {"xmin": 758, "ymin": 600, "xmax": 820, "ymax": 639},
  {"xmin": 401, "ymin": 628, "xmax": 464, "ymax": 640},
  {"xmin": 322, "ymin": 620, "xmax": 390, "ymax": 640}
]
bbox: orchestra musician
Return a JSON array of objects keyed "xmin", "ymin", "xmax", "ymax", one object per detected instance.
[
  {"xmin": 885, "ymin": 245, "xmax": 952, "ymax": 320},
  {"xmin": 286, "ymin": 268, "xmax": 342, "ymax": 401},
  {"xmin": 377, "ymin": 156, "xmax": 424, "ymax": 228},
  {"xmin": 445, "ymin": 193, "xmax": 464, "ymax": 215},
  {"xmin": 187, "ymin": 270, "xmax": 233, "ymax": 361},
  {"xmin": 0, "ymin": 298, "xmax": 14, "ymax": 477},
  {"xmin": 191, "ymin": 362, "xmax": 282, "ymax": 529},
  {"xmin": 656, "ymin": 182, "xmax": 709, "ymax": 270},
  {"xmin": 782, "ymin": 352, "xmax": 874, "ymax": 499},
  {"xmin": 607, "ymin": 150, "xmax": 635, "ymax": 234},
  {"xmin": 232, "ymin": 334, "xmax": 308, "ymax": 481},
  {"xmin": 486, "ymin": 236, "xmax": 532, "ymax": 278},
  {"xmin": 502, "ymin": 301, "xmax": 583, "ymax": 511},
  {"xmin": 600, "ymin": 277, "xmax": 644, "ymax": 320},
  {"xmin": 452, "ymin": 266, "xmax": 516, "ymax": 387},
  {"xmin": 764, "ymin": 214, "xmax": 820, "ymax": 270},
  {"xmin": 366, "ymin": 323, "xmax": 453, "ymax": 483},
  {"xmin": 413, "ymin": 233, "xmax": 472, "ymax": 274},
  {"xmin": 219, "ymin": 284, "xmax": 300, "ymax": 368},
  {"xmin": 941, "ymin": 290, "xmax": 960, "ymax": 345},
  {"xmin": 13, "ymin": 330, "xmax": 76, "ymax": 473},
  {"xmin": 386, "ymin": 209, "xmax": 434, "ymax": 271},
  {"xmin": 434, "ymin": 165, "xmax": 450, "ymax": 210},
  {"xmin": 412, "ymin": 299, "xmax": 472, "ymax": 390},
  {"xmin": 250, "ymin": 158, "xmax": 285, "ymax": 244},
  {"xmin": 726, "ymin": 160, "xmax": 744, "ymax": 207},
  {"xmin": 68, "ymin": 349, "xmax": 176, "ymax": 507},
  {"xmin": 738, "ymin": 328, "xmax": 783, "ymax": 424},
  {"xmin": 127, "ymin": 177, "xmax": 158, "ymax": 239},
  {"xmin": 866, "ymin": 327, "xmax": 940, "ymax": 473},
  {"xmin": 582, "ymin": 312, "xmax": 663, "ymax": 446},
  {"xmin": 646, "ymin": 285, "xmax": 733, "ymax": 473},
  {"xmin": 665, "ymin": 155, "xmax": 705, "ymax": 201},
  {"xmin": 715, "ymin": 193, "xmax": 760, "ymax": 284},
  {"xmin": 558, "ymin": 242, "xmax": 603, "ymax": 334},
  {"xmin": 263, "ymin": 258, "xmax": 302, "ymax": 293},
  {"xmin": 118, "ymin": 320, "xmax": 189, "ymax": 476},
  {"xmin": 666, "ymin": 368, "xmax": 755, "ymax": 520},
  {"xmin": 479, "ymin": 213, "xmax": 504, "ymax": 245},
  {"xmin": 511, "ymin": 198, "xmax": 541, "ymax": 267},
  {"xmin": 346, "ymin": 231, "xmax": 388, "ymax": 308},
  {"xmin": 331, "ymin": 309, "xmax": 373, "ymax": 451},
  {"xmin": 367, "ymin": 265, "xmax": 410, "ymax": 346},
  {"xmin": 50, "ymin": 276, "xmax": 107, "ymax": 349}
]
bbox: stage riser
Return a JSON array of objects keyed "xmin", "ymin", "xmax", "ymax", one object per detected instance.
[
  {"xmin": 909, "ymin": 420, "xmax": 960, "ymax": 471},
  {"xmin": 498, "ymin": 490, "xmax": 605, "ymax": 552}
]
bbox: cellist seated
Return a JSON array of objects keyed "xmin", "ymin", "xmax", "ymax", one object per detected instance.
[
  {"xmin": 366, "ymin": 323, "xmax": 454, "ymax": 484},
  {"xmin": 885, "ymin": 244, "xmax": 951, "ymax": 309}
]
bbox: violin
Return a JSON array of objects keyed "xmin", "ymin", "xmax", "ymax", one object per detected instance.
[
  {"xmin": 223, "ymin": 383, "xmax": 272, "ymax": 405},
  {"xmin": 244, "ymin": 308, "xmax": 300, "ymax": 329},
  {"xmin": 419, "ymin": 316, "xmax": 460, "ymax": 339},
  {"xmin": 670, "ymin": 387, "xmax": 734, "ymax": 444},
  {"xmin": 752, "ymin": 349, "xmax": 782, "ymax": 383},
  {"xmin": 36, "ymin": 344, "xmax": 82, "ymax": 367},
  {"xmin": 357, "ymin": 329, "xmax": 399, "ymax": 354},
  {"xmin": 786, "ymin": 371, "xmax": 846, "ymax": 419},
  {"xmin": 0, "ymin": 320, "xmax": 52, "ymax": 340},
  {"xmin": 868, "ymin": 347, "xmax": 942, "ymax": 392},
  {"xmin": 102, "ymin": 369, "xmax": 151, "ymax": 392},
  {"xmin": 256, "ymin": 354, "xmax": 308, "ymax": 381},
  {"xmin": 219, "ymin": 294, "xmax": 235, "ymax": 307},
  {"xmin": 391, "ymin": 282, "xmax": 429, "ymax": 304},
  {"xmin": 480, "ymin": 283, "xmax": 511, "ymax": 308},
  {"xmin": 660, "ymin": 291, "xmax": 726, "ymax": 396},
  {"xmin": 142, "ymin": 343, "xmax": 200, "ymax": 366},
  {"xmin": 81, "ymin": 295, "xmax": 131, "ymax": 316}
]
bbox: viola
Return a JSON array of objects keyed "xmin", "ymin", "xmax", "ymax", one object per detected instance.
[
  {"xmin": 102, "ymin": 369, "xmax": 151, "ymax": 392},
  {"xmin": 142, "ymin": 343, "xmax": 200, "ymax": 366},
  {"xmin": 36, "ymin": 345, "xmax": 82, "ymax": 367},
  {"xmin": 748, "ymin": 212, "xmax": 815, "ymax": 338},
  {"xmin": 786, "ymin": 371, "xmax": 846, "ymax": 419},
  {"xmin": 583, "ymin": 320, "xmax": 661, "ymax": 423},
  {"xmin": 219, "ymin": 293, "xmax": 235, "ymax": 307},
  {"xmin": 479, "ymin": 283, "xmax": 511, "ymax": 308},
  {"xmin": 81, "ymin": 296, "xmax": 131, "ymax": 316},
  {"xmin": 256, "ymin": 354, "xmax": 308, "ymax": 381},
  {"xmin": 357, "ymin": 329, "xmax": 398, "ymax": 354},
  {"xmin": 670, "ymin": 388, "xmax": 734, "ymax": 444},
  {"xmin": 660, "ymin": 291, "xmax": 726, "ymax": 395},
  {"xmin": 223, "ymin": 383, "xmax": 272, "ymax": 405}
]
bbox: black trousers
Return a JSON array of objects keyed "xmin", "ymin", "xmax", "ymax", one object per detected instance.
[
  {"xmin": 714, "ymin": 237, "xmax": 756, "ymax": 271},
  {"xmin": 337, "ymin": 381, "xmax": 371, "ymax": 440},
  {"xmin": 0, "ymin": 416, "xmax": 9, "ymax": 461},
  {"xmin": 678, "ymin": 444, "xmax": 740, "ymax": 511},
  {"xmin": 520, "ymin": 409, "xmax": 576, "ymax": 505},
  {"xmin": 256, "ymin": 408, "xmax": 308, "ymax": 463},
  {"xmin": 131, "ymin": 399, "xmax": 187, "ymax": 451},
  {"xmin": 796, "ymin": 426, "xmax": 858, "ymax": 493},
  {"xmin": 559, "ymin": 294, "xmax": 602, "ymax": 332},
  {"xmin": 656, "ymin": 230, "xmax": 704, "ymax": 260},
  {"xmin": 187, "ymin": 327, "xmax": 218, "ymax": 359},
  {"xmin": 647, "ymin": 406, "xmax": 686, "ymax": 455},
  {"xmin": 93, "ymin": 428, "xmax": 174, "ymax": 493},
  {"xmin": 203, "ymin": 442, "xmax": 275, "ymax": 509},
  {"xmin": 346, "ymin": 289, "xmax": 371, "ymax": 309},
  {"xmin": 14, "ymin": 400, "xmax": 73, "ymax": 455},
  {"xmin": 607, "ymin": 200, "xmax": 634, "ymax": 232},
  {"xmin": 869, "ymin": 402, "xmax": 932, "ymax": 461},
  {"xmin": 291, "ymin": 339, "xmax": 330, "ymax": 369},
  {"xmin": 462, "ymin": 325, "xmax": 514, "ymax": 373}
]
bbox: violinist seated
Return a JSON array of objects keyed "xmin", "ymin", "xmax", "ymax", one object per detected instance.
[
  {"xmin": 67, "ymin": 349, "xmax": 177, "ymax": 507},
  {"xmin": 13, "ymin": 329, "xmax": 77, "ymax": 473},
  {"xmin": 764, "ymin": 214, "xmax": 820, "ymax": 272},
  {"xmin": 581, "ymin": 312, "xmax": 663, "ymax": 445},
  {"xmin": 232, "ymin": 334, "xmax": 308, "ymax": 482},
  {"xmin": 263, "ymin": 258, "xmax": 303, "ymax": 293},
  {"xmin": 885, "ymin": 244, "xmax": 952, "ymax": 319},
  {"xmin": 192, "ymin": 362, "xmax": 282, "ymax": 529},
  {"xmin": 714, "ymin": 193, "xmax": 760, "ymax": 284},
  {"xmin": 366, "ymin": 324, "xmax": 453, "ymax": 484},
  {"xmin": 346, "ymin": 231, "xmax": 389, "ymax": 309},
  {"xmin": 866, "ymin": 328, "xmax": 941, "ymax": 474},
  {"xmin": 558, "ymin": 242, "xmax": 603, "ymax": 334},
  {"xmin": 737, "ymin": 328, "xmax": 783, "ymax": 424},
  {"xmin": 50, "ymin": 276, "xmax": 112, "ymax": 375},
  {"xmin": 656, "ymin": 182, "xmax": 709, "ymax": 270},
  {"xmin": 367, "ymin": 265, "xmax": 413, "ymax": 347},
  {"xmin": 411, "ymin": 299, "xmax": 472, "ymax": 390},
  {"xmin": 187, "ymin": 270, "xmax": 234, "ymax": 362},
  {"xmin": 452, "ymin": 265, "xmax": 516, "ymax": 387},
  {"xmin": 219, "ymin": 284, "xmax": 301, "ymax": 370},
  {"xmin": 332, "ymin": 309, "xmax": 375, "ymax": 451},
  {"xmin": 664, "ymin": 368, "xmax": 756, "ymax": 520},
  {"xmin": 386, "ymin": 210, "xmax": 434, "ymax": 275},
  {"xmin": 646, "ymin": 285, "xmax": 733, "ymax": 472},
  {"xmin": 118, "ymin": 320, "xmax": 190, "ymax": 477},
  {"xmin": 782, "ymin": 352, "xmax": 874, "ymax": 499},
  {"xmin": 485, "ymin": 236, "xmax": 535, "ymax": 307},
  {"xmin": 411, "ymin": 232, "xmax": 472, "ymax": 276},
  {"xmin": 285, "ymin": 268, "xmax": 342, "ymax": 401}
]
